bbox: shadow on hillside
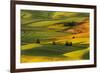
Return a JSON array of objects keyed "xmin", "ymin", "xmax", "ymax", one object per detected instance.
[{"xmin": 21, "ymin": 43, "xmax": 89, "ymax": 57}]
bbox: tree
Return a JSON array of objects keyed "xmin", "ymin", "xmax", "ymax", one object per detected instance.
[
  {"xmin": 68, "ymin": 21, "xmax": 77, "ymax": 26},
  {"xmin": 72, "ymin": 36, "xmax": 75, "ymax": 39},
  {"xmin": 52, "ymin": 41, "xmax": 56, "ymax": 45},
  {"xmin": 65, "ymin": 41, "xmax": 69, "ymax": 46},
  {"xmin": 69, "ymin": 42, "xmax": 72, "ymax": 46},
  {"xmin": 65, "ymin": 41, "xmax": 72, "ymax": 46},
  {"xmin": 64, "ymin": 21, "xmax": 77, "ymax": 27},
  {"xmin": 36, "ymin": 39, "xmax": 40, "ymax": 44}
]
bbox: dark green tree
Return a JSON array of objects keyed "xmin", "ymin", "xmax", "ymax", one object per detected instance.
[
  {"xmin": 64, "ymin": 21, "xmax": 77, "ymax": 26},
  {"xmin": 68, "ymin": 21, "xmax": 77, "ymax": 26},
  {"xmin": 52, "ymin": 41, "xmax": 56, "ymax": 45},
  {"xmin": 65, "ymin": 41, "xmax": 69, "ymax": 46},
  {"xmin": 69, "ymin": 42, "xmax": 72, "ymax": 46},
  {"xmin": 36, "ymin": 39, "xmax": 40, "ymax": 44}
]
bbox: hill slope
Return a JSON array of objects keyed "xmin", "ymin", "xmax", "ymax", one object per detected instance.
[{"xmin": 66, "ymin": 18, "xmax": 89, "ymax": 34}]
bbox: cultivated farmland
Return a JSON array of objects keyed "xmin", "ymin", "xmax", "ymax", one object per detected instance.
[{"xmin": 21, "ymin": 10, "xmax": 90, "ymax": 63}]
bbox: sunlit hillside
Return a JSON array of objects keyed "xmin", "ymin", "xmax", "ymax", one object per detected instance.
[{"xmin": 21, "ymin": 10, "xmax": 90, "ymax": 63}]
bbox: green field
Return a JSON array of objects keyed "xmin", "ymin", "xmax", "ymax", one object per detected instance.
[{"xmin": 21, "ymin": 10, "xmax": 90, "ymax": 63}]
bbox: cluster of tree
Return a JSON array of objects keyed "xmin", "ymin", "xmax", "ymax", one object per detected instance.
[
  {"xmin": 52, "ymin": 41, "xmax": 72, "ymax": 46},
  {"xmin": 36, "ymin": 39, "xmax": 73, "ymax": 46},
  {"xmin": 65, "ymin": 41, "xmax": 72, "ymax": 46},
  {"xmin": 56, "ymin": 21, "xmax": 77, "ymax": 27},
  {"xmin": 64, "ymin": 21, "xmax": 77, "ymax": 26}
]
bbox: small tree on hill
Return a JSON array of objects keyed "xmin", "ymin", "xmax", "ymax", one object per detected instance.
[
  {"xmin": 52, "ymin": 41, "xmax": 56, "ymax": 45},
  {"xmin": 69, "ymin": 42, "xmax": 72, "ymax": 46},
  {"xmin": 65, "ymin": 41, "xmax": 72, "ymax": 46},
  {"xmin": 36, "ymin": 39, "xmax": 40, "ymax": 44},
  {"xmin": 68, "ymin": 21, "xmax": 77, "ymax": 26},
  {"xmin": 72, "ymin": 36, "xmax": 75, "ymax": 39},
  {"xmin": 65, "ymin": 41, "xmax": 69, "ymax": 46},
  {"xmin": 64, "ymin": 21, "xmax": 77, "ymax": 27}
]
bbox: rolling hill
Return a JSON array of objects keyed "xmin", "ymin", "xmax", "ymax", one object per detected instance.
[{"xmin": 20, "ymin": 10, "xmax": 90, "ymax": 63}]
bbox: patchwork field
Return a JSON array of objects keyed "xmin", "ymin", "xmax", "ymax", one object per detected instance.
[{"xmin": 21, "ymin": 10, "xmax": 90, "ymax": 63}]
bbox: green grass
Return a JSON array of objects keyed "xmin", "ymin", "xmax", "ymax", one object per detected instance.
[
  {"xmin": 21, "ymin": 43, "xmax": 89, "ymax": 57},
  {"xmin": 21, "ymin": 43, "xmax": 42, "ymax": 50}
]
